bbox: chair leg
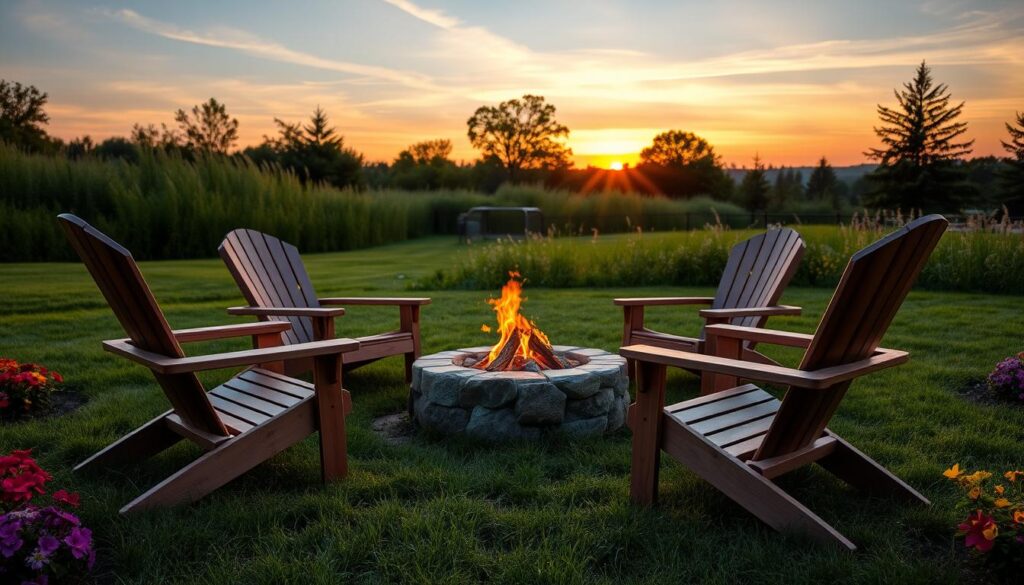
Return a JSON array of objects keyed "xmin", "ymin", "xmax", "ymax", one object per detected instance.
[
  {"xmin": 818, "ymin": 433, "xmax": 930, "ymax": 505},
  {"xmin": 75, "ymin": 412, "xmax": 182, "ymax": 473},
  {"xmin": 661, "ymin": 419, "xmax": 858, "ymax": 551},
  {"xmin": 313, "ymin": 353, "xmax": 349, "ymax": 482},
  {"xmin": 119, "ymin": 401, "xmax": 316, "ymax": 514},
  {"xmin": 629, "ymin": 361, "xmax": 667, "ymax": 505}
]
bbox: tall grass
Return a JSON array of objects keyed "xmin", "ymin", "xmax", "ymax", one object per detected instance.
[
  {"xmin": 0, "ymin": 146, "xmax": 753, "ymax": 261},
  {"xmin": 416, "ymin": 223, "xmax": 1024, "ymax": 294},
  {"xmin": 0, "ymin": 144, "xmax": 492, "ymax": 261}
]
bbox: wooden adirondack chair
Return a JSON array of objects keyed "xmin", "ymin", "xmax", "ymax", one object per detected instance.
[
  {"xmin": 621, "ymin": 215, "xmax": 947, "ymax": 551},
  {"xmin": 59, "ymin": 214, "xmax": 361, "ymax": 514},
  {"xmin": 614, "ymin": 228, "xmax": 804, "ymax": 392},
  {"xmin": 219, "ymin": 229, "xmax": 430, "ymax": 381}
]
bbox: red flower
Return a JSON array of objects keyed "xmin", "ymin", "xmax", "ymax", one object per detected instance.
[
  {"xmin": 959, "ymin": 510, "xmax": 999, "ymax": 553},
  {"xmin": 51, "ymin": 372, "xmax": 63, "ymax": 383},
  {"xmin": 53, "ymin": 489, "xmax": 81, "ymax": 508}
]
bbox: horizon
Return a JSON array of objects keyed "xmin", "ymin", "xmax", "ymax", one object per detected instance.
[{"xmin": 1, "ymin": 0, "xmax": 1022, "ymax": 168}]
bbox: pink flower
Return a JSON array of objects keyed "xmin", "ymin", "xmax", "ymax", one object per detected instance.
[{"xmin": 959, "ymin": 510, "xmax": 999, "ymax": 553}]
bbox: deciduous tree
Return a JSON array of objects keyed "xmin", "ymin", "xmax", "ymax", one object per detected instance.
[
  {"xmin": 174, "ymin": 98, "xmax": 239, "ymax": 154},
  {"xmin": 0, "ymin": 80, "xmax": 53, "ymax": 152},
  {"xmin": 467, "ymin": 95, "xmax": 571, "ymax": 182}
]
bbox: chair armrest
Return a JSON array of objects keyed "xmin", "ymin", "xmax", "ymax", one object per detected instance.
[
  {"xmin": 699, "ymin": 305, "xmax": 801, "ymax": 319},
  {"xmin": 172, "ymin": 321, "xmax": 292, "ymax": 343},
  {"xmin": 613, "ymin": 297, "xmax": 715, "ymax": 307},
  {"xmin": 704, "ymin": 324, "xmax": 813, "ymax": 348},
  {"xmin": 619, "ymin": 344, "xmax": 908, "ymax": 390},
  {"xmin": 227, "ymin": 306, "xmax": 346, "ymax": 317},
  {"xmin": 318, "ymin": 297, "xmax": 431, "ymax": 306},
  {"xmin": 103, "ymin": 337, "xmax": 361, "ymax": 375}
]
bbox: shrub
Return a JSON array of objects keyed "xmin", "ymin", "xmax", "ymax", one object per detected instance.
[
  {"xmin": 987, "ymin": 353, "xmax": 1024, "ymax": 402},
  {"xmin": 0, "ymin": 359, "xmax": 63, "ymax": 420},
  {"xmin": 943, "ymin": 464, "xmax": 1024, "ymax": 572},
  {"xmin": 0, "ymin": 449, "xmax": 95, "ymax": 584}
]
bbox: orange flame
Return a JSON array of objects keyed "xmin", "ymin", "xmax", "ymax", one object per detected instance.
[{"xmin": 476, "ymin": 272, "xmax": 559, "ymax": 370}]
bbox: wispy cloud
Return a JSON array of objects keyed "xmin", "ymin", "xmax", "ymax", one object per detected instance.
[{"xmin": 102, "ymin": 8, "xmax": 438, "ymax": 91}]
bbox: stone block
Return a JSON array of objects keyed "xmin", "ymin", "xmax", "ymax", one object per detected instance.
[{"xmin": 514, "ymin": 382, "xmax": 566, "ymax": 426}]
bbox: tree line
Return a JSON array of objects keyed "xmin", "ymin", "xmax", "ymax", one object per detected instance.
[{"xmin": 1, "ymin": 60, "xmax": 1022, "ymax": 213}]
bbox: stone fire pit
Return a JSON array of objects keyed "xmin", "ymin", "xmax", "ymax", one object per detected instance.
[{"xmin": 410, "ymin": 346, "xmax": 630, "ymax": 441}]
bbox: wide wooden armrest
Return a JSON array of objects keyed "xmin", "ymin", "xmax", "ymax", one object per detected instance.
[
  {"xmin": 619, "ymin": 344, "xmax": 908, "ymax": 390},
  {"xmin": 103, "ymin": 337, "xmax": 361, "ymax": 375},
  {"xmin": 613, "ymin": 297, "xmax": 715, "ymax": 307},
  {"xmin": 318, "ymin": 297, "xmax": 431, "ymax": 306},
  {"xmin": 699, "ymin": 305, "xmax": 801, "ymax": 319},
  {"xmin": 704, "ymin": 324, "xmax": 813, "ymax": 348},
  {"xmin": 172, "ymin": 321, "xmax": 292, "ymax": 343},
  {"xmin": 227, "ymin": 306, "xmax": 346, "ymax": 317}
]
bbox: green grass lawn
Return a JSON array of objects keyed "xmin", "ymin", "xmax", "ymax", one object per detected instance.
[{"xmin": 1, "ymin": 236, "xmax": 1021, "ymax": 584}]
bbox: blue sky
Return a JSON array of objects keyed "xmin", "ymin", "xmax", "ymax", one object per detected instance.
[{"xmin": 1, "ymin": 0, "xmax": 1021, "ymax": 166}]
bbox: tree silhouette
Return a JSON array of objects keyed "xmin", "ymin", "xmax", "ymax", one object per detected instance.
[
  {"xmin": 467, "ymin": 95, "xmax": 571, "ymax": 182},
  {"xmin": 639, "ymin": 131, "xmax": 717, "ymax": 167},
  {"xmin": 806, "ymin": 156, "xmax": 846, "ymax": 211},
  {"xmin": 406, "ymin": 139, "xmax": 453, "ymax": 164},
  {"xmin": 246, "ymin": 107, "xmax": 363, "ymax": 188},
  {"xmin": 174, "ymin": 98, "xmax": 239, "ymax": 154},
  {"xmin": 740, "ymin": 155, "xmax": 770, "ymax": 212},
  {"xmin": 1000, "ymin": 111, "xmax": 1024, "ymax": 213},
  {"xmin": 0, "ymin": 80, "xmax": 52, "ymax": 152},
  {"xmin": 864, "ymin": 61, "xmax": 974, "ymax": 210}
]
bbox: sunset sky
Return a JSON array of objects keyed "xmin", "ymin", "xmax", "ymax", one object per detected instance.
[{"xmin": 1, "ymin": 0, "xmax": 1022, "ymax": 168}]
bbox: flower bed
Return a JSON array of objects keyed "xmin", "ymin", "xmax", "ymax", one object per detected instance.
[
  {"xmin": 0, "ymin": 359, "xmax": 64, "ymax": 421},
  {"xmin": 944, "ymin": 464, "xmax": 1023, "ymax": 573},
  {"xmin": 987, "ymin": 352, "xmax": 1024, "ymax": 403},
  {"xmin": 1, "ymin": 449, "xmax": 94, "ymax": 584}
]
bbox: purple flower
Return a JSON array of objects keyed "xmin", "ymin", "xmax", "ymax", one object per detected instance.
[
  {"xmin": 25, "ymin": 548, "xmax": 50, "ymax": 570},
  {"xmin": 63, "ymin": 527, "xmax": 91, "ymax": 560},
  {"xmin": 36, "ymin": 535, "xmax": 59, "ymax": 556},
  {"xmin": 0, "ymin": 535, "xmax": 23, "ymax": 558}
]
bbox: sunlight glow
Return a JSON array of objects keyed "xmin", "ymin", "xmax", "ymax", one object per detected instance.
[{"xmin": 609, "ymin": 161, "xmax": 624, "ymax": 171}]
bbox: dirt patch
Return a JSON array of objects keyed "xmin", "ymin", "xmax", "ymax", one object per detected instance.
[
  {"xmin": 1, "ymin": 390, "xmax": 88, "ymax": 423},
  {"xmin": 957, "ymin": 379, "xmax": 1020, "ymax": 407},
  {"xmin": 371, "ymin": 412, "xmax": 417, "ymax": 446}
]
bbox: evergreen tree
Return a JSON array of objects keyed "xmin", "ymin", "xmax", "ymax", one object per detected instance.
[
  {"xmin": 1000, "ymin": 111, "xmax": 1024, "ymax": 214},
  {"xmin": 740, "ymin": 155, "xmax": 771, "ymax": 212},
  {"xmin": 864, "ymin": 61, "xmax": 974, "ymax": 210},
  {"xmin": 245, "ymin": 107, "xmax": 363, "ymax": 188},
  {"xmin": 807, "ymin": 156, "xmax": 843, "ymax": 211},
  {"xmin": 771, "ymin": 167, "xmax": 803, "ymax": 211}
]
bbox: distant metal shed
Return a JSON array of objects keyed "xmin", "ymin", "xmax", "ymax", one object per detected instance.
[{"xmin": 458, "ymin": 206, "xmax": 545, "ymax": 241}]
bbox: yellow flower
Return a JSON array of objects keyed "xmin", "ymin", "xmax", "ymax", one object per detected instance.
[
  {"xmin": 995, "ymin": 498, "xmax": 1012, "ymax": 508},
  {"xmin": 1013, "ymin": 510, "xmax": 1024, "ymax": 524},
  {"xmin": 969, "ymin": 486, "xmax": 982, "ymax": 500},
  {"xmin": 995, "ymin": 485, "xmax": 1005, "ymax": 495},
  {"xmin": 943, "ymin": 464, "xmax": 962, "ymax": 479},
  {"xmin": 965, "ymin": 471, "xmax": 992, "ymax": 483},
  {"xmin": 1006, "ymin": 471, "xmax": 1022, "ymax": 482},
  {"xmin": 982, "ymin": 523, "xmax": 998, "ymax": 541}
]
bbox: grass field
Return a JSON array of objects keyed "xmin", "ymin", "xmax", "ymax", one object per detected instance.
[{"xmin": 1, "ymin": 236, "xmax": 1021, "ymax": 584}]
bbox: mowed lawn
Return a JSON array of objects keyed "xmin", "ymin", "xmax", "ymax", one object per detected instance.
[{"xmin": 1, "ymin": 236, "xmax": 1021, "ymax": 584}]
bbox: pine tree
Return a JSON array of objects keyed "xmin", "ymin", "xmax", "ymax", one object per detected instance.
[
  {"xmin": 864, "ymin": 61, "xmax": 975, "ymax": 210},
  {"xmin": 741, "ymin": 155, "xmax": 771, "ymax": 212},
  {"xmin": 1000, "ymin": 111, "xmax": 1024, "ymax": 214},
  {"xmin": 806, "ymin": 156, "xmax": 845, "ymax": 211}
]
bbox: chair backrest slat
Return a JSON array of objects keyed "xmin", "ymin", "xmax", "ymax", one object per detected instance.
[
  {"xmin": 58, "ymin": 214, "xmax": 228, "ymax": 437},
  {"xmin": 707, "ymin": 228, "xmax": 805, "ymax": 334},
  {"xmin": 219, "ymin": 229, "xmax": 321, "ymax": 345},
  {"xmin": 752, "ymin": 215, "xmax": 948, "ymax": 460}
]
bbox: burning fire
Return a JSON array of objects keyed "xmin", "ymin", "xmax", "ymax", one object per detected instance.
[{"xmin": 475, "ymin": 272, "xmax": 564, "ymax": 371}]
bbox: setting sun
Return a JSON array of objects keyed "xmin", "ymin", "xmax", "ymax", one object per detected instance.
[{"xmin": 609, "ymin": 161, "xmax": 624, "ymax": 171}]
